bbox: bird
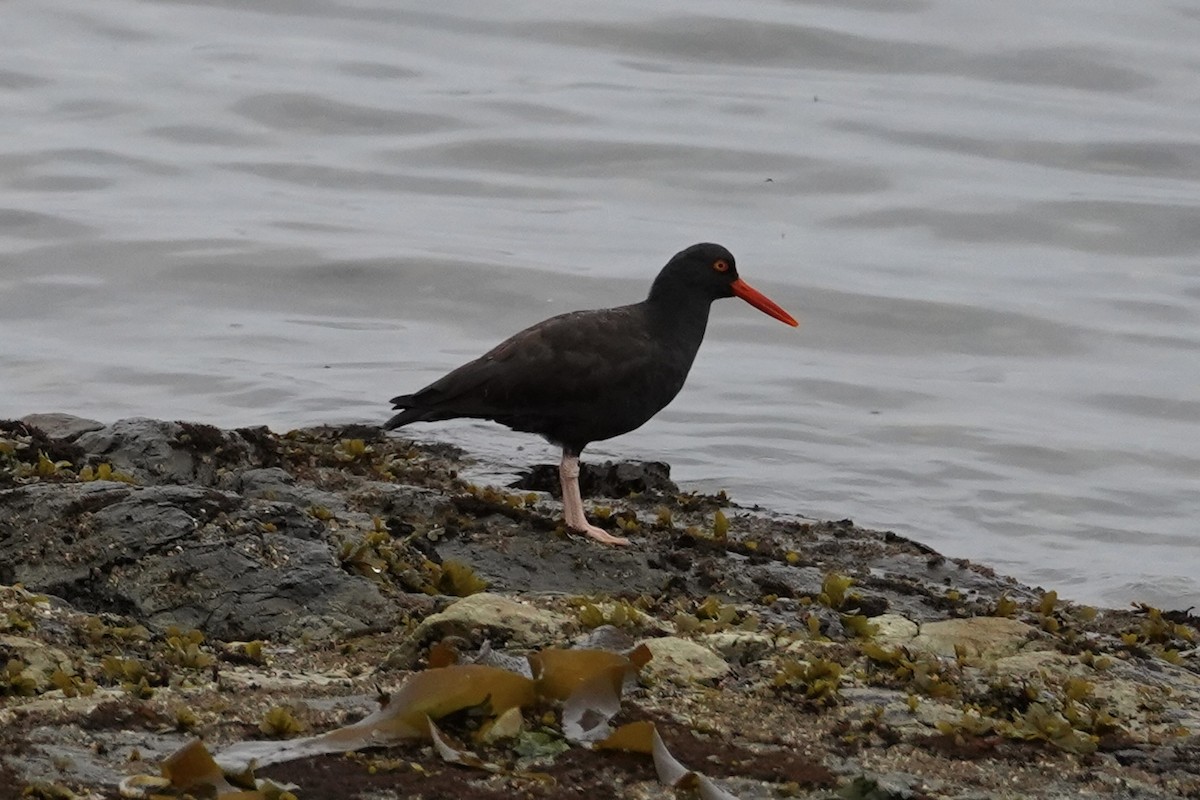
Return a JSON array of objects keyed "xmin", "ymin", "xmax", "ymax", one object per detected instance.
[{"xmin": 384, "ymin": 242, "xmax": 798, "ymax": 546}]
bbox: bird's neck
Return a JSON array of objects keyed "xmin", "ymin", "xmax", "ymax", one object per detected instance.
[{"xmin": 644, "ymin": 287, "xmax": 713, "ymax": 349}]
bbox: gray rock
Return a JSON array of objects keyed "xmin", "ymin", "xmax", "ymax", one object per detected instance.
[
  {"xmin": 908, "ymin": 617, "xmax": 1040, "ymax": 659},
  {"xmin": 386, "ymin": 592, "xmax": 572, "ymax": 669},
  {"xmin": 746, "ymin": 561, "xmax": 825, "ymax": 597},
  {"xmin": 20, "ymin": 413, "xmax": 105, "ymax": 440},
  {"xmin": 73, "ymin": 417, "xmax": 275, "ymax": 487},
  {"xmin": 226, "ymin": 466, "xmax": 346, "ymax": 513},
  {"xmin": 435, "ymin": 533, "xmax": 675, "ymax": 596},
  {"xmin": 639, "ymin": 636, "xmax": 730, "ymax": 684},
  {"xmin": 512, "ymin": 459, "xmax": 677, "ymax": 497},
  {"xmin": 0, "ymin": 480, "xmax": 393, "ymax": 640},
  {"xmin": 18, "ymin": 724, "xmax": 192, "ymax": 790},
  {"xmin": 74, "ymin": 418, "xmax": 200, "ymax": 484},
  {"xmin": 1, "ymin": 418, "xmax": 1198, "ymax": 800},
  {"xmin": 872, "ymin": 613, "xmax": 920, "ymax": 646}
]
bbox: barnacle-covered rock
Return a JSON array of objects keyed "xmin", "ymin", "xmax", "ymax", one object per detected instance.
[
  {"xmin": 638, "ymin": 636, "xmax": 730, "ymax": 685},
  {"xmin": 909, "ymin": 617, "xmax": 1040, "ymax": 660},
  {"xmin": 0, "ymin": 416, "xmax": 1197, "ymax": 799}
]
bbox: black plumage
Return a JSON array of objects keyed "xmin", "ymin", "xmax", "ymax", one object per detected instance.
[{"xmin": 385, "ymin": 243, "xmax": 797, "ymax": 545}]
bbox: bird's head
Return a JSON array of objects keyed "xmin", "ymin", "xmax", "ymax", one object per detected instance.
[{"xmin": 650, "ymin": 243, "xmax": 798, "ymax": 327}]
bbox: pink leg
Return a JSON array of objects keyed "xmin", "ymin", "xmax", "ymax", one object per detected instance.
[{"xmin": 559, "ymin": 452, "xmax": 630, "ymax": 546}]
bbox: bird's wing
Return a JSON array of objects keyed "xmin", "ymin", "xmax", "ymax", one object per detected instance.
[{"xmin": 394, "ymin": 305, "xmax": 658, "ymax": 417}]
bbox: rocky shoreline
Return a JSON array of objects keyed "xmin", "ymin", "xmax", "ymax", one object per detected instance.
[{"xmin": 1, "ymin": 414, "xmax": 1197, "ymax": 799}]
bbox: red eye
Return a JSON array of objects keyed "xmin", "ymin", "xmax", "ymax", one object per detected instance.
[{"xmin": 713, "ymin": 259, "xmax": 730, "ymax": 273}]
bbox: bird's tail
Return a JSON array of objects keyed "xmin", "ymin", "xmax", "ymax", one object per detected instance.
[{"xmin": 383, "ymin": 394, "xmax": 425, "ymax": 431}]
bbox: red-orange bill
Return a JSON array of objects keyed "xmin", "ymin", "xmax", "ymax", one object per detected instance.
[{"xmin": 731, "ymin": 279, "xmax": 799, "ymax": 327}]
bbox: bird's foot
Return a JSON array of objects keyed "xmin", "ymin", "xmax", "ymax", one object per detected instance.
[
  {"xmin": 559, "ymin": 451, "xmax": 629, "ymax": 546},
  {"xmin": 567, "ymin": 522, "xmax": 630, "ymax": 547}
]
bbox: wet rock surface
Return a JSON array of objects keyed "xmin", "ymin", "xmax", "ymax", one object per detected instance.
[
  {"xmin": 512, "ymin": 458, "xmax": 677, "ymax": 498},
  {"xmin": 0, "ymin": 415, "xmax": 1197, "ymax": 799}
]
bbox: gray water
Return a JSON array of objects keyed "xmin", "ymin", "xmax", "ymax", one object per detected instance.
[{"xmin": 2, "ymin": 0, "xmax": 1197, "ymax": 610}]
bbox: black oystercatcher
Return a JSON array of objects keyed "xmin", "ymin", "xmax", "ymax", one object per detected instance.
[{"xmin": 384, "ymin": 243, "xmax": 798, "ymax": 545}]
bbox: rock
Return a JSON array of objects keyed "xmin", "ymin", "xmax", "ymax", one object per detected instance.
[
  {"xmin": 990, "ymin": 649, "xmax": 1072, "ymax": 678},
  {"xmin": 855, "ymin": 551, "xmax": 1040, "ymax": 623},
  {"xmin": 19, "ymin": 723, "xmax": 192, "ymax": 791},
  {"xmin": 425, "ymin": 593, "xmax": 573, "ymax": 644},
  {"xmin": 1, "ymin": 418, "xmax": 85, "ymax": 472},
  {"xmin": 746, "ymin": 562, "xmax": 825, "ymax": 598},
  {"xmin": 74, "ymin": 418, "xmax": 199, "ymax": 483},
  {"xmin": 0, "ymin": 689, "xmax": 126, "ymax": 728},
  {"xmin": 228, "ymin": 467, "xmax": 346, "ymax": 513},
  {"xmin": 0, "ymin": 480, "xmax": 225, "ymax": 589},
  {"xmin": 435, "ymin": 534, "xmax": 674, "ymax": 597},
  {"xmin": 573, "ymin": 625, "xmax": 638, "ymax": 652},
  {"xmin": 0, "ymin": 635, "xmax": 73, "ymax": 692},
  {"xmin": 512, "ymin": 459, "xmax": 677, "ymax": 498},
  {"xmin": 217, "ymin": 665, "xmax": 357, "ymax": 692},
  {"xmin": 20, "ymin": 413, "xmax": 105, "ymax": 441},
  {"xmin": 700, "ymin": 630, "xmax": 776, "ymax": 664},
  {"xmin": 73, "ymin": 417, "xmax": 279, "ymax": 487},
  {"xmin": 480, "ymin": 707, "xmax": 525, "ymax": 743},
  {"xmin": 872, "ymin": 613, "xmax": 920, "ymax": 647},
  {"xmin": 909, "ymin": 617, "xmax": 1039, "ymax": 660},
  {"xmin": 228, "ymin": 466, "xmax": 296, "ymax": 495},
  {"xmin": 0, "ymin": 480, "xmax": 394, "ymax": 641},
  {"xmin": 639, "ymin": 636, "xmax": 729, "ymax": 684},
  {"xmin": 2, "ymin": 417, "xmax": 1198, "ymax": 800},
  {"xmin": 387, "ymin": 593, "xmax": 573, "ymax": 669}
]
